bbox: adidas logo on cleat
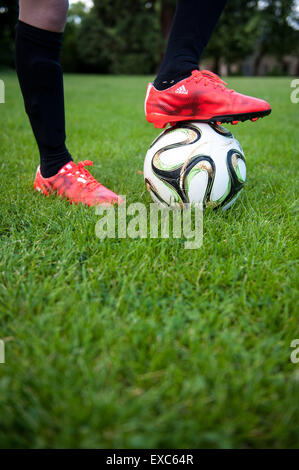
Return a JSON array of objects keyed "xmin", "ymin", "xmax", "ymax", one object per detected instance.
[{"xmin": 175, "ymin": 85, "xmax": 188, "ymax": 95}]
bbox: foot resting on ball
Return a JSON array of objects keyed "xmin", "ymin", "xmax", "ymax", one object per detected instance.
[
  {"xmin": 34, "ymin": 160, "xmax": 123, "ymax": 206},
  {"xmin": 145, "ymin": 70, "xmax": 271, "ymax": 129}
]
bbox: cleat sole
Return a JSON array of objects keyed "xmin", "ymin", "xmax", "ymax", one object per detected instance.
[{"xmin": 147, "ymin": 108, "xmax": 271, "ymax": 128}]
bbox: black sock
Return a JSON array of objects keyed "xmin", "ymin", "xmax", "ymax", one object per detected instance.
[
  {"xmin": 15, "ymin": 20, "xmax": 72, "ymax": 178},
  {"xmin": 154, "ymin": 0, "xmax": 227, "ymax": 90}
]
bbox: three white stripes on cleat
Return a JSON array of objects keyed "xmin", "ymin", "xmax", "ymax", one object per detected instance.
[{"xmin": 175, "ymin": 85, "xmax": 188, "ymax": 95}]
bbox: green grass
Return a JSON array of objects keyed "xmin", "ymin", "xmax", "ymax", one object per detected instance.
[{"xmin": 0, "ymin": 73, "xmax": 298, "ymax": 449}]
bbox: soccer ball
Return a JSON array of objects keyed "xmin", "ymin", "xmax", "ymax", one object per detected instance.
[{"xmin": 144, "ymin": 122, "xmax": 246, "ymax": 210}]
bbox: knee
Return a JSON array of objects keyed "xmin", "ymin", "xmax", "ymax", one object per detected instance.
[
  {"xmin": 40, "ymin": 0, "xmax": 69, "ymax": 31},
  {"xmin": 20, "ymin": 0, "xmax": 69, "ymax": 32}
]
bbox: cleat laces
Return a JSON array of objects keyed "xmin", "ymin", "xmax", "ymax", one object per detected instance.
[
  {"xmin": 187, "ymin": 70, "xmax": 234, "ymax": 93},
  {"xmin": 76, "ymin": 160, "xmax": 102, "ymax": 191}
]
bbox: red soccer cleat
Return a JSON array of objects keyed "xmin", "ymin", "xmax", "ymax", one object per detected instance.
[
  {"xmin": 145, "ymin": 70, "xmax": 271, "ymax": 129},
  {"xmin": 34, "ymin": 160, "xmax": 123, "ymax": 206}
]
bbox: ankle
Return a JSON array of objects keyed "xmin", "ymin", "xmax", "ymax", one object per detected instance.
[
  {"xmin": 40, "ymin": 152, "xmax": 73, "ymax": 178},
  {"xmin": 153, "ymin": 69, "xmax": 197, "ymax": 91}
]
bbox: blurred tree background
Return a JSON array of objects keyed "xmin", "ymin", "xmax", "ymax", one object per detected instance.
[{"xmin": 0, "ymin": 0, "xmax": 298, "ymax": 75}]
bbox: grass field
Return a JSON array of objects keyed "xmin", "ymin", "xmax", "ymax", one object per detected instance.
[{"xmin": 0, "ymin": 72, "xmax": 298, "ymax": 449}]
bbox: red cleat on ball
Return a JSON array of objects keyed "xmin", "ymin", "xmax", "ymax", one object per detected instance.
[{"xmin": 145, "ymin": 69, "xmax": 271, "ymax": 129}]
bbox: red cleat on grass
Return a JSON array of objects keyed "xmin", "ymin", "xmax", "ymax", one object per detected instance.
[
  {"xmin": 34, "ymin": 160, "xmax": 123, "ymax": 206},
  {"xmin": 145, "ymin": 70, "xmax": 271, "ymax": 129}
]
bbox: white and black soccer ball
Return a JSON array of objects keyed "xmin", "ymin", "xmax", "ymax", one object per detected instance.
[{"xmin": 144, "ymin": 122, "xmax": 246, "ymax": 210}]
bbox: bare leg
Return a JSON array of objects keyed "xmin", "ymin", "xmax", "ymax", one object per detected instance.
[{"xmin": 19, "ymin": 0, "xmax": 69, "ymax": 32}]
